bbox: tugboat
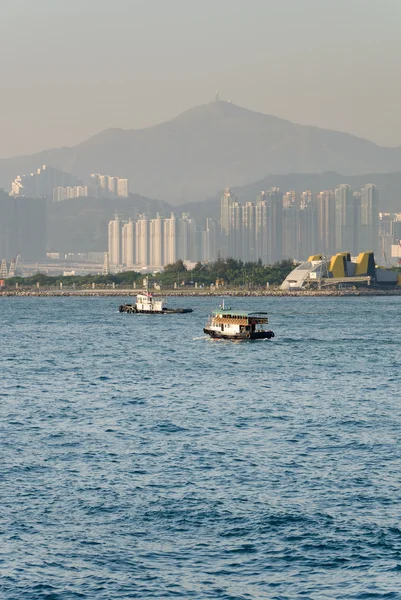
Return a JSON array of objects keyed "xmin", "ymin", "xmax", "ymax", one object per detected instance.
[
  {"xmin": 203, "ymin": 300, "xmax": 274, "ymax": 340},
  {"xmin": 119, "ymin": 279, "xmax": 193, "ymax": 314}
]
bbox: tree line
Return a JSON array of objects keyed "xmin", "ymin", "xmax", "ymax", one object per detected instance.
[{"xmin": 3, "ymin": 258, "xmax": 295, "ymax": 289}]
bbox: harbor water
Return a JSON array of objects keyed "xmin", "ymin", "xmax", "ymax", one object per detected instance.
[{"xmin": 1, "ymin": 296, "xmax": 401, "ymax": 599}]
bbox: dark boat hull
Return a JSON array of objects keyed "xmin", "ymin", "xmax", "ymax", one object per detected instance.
[
  {"xmin": 119, "ymin": 304, "xmax": 192, "ymax": 314},
  {"xmin": 203, "ymin": 328, "xmax": 274, "ymax": 340}
]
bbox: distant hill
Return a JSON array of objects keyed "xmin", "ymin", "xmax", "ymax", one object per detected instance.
[{"xmin": 1, "ymin": 101, "xmax": 401, "ymax": 202}]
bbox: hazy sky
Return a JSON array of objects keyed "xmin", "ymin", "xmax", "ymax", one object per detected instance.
[{"xmin": 1, "ymin": 0, "xmax": 401, "ymax": 157}]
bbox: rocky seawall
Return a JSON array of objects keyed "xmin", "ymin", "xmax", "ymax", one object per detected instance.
[{"xmin": 2, "ymin": 288, "xmax": 401, "ymax": 298}]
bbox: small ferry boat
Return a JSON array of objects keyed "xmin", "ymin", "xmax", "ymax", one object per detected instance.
[
  {"xmin": 204, "ymin": 301, "xmax": 274, "ymax": 340},
  {"xmin": 119, "ymin": 280, "xmax": 193, "ymax": 315}
]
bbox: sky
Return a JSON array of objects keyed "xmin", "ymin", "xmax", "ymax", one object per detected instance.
[{"xmin": 1, "ymin": 0, "xmax": 401, "ymax": 157}]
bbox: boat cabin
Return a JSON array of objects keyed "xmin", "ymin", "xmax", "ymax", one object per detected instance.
[{"xmin": 207, "ymin": 309, "xmax": 269, "ymax": 334}]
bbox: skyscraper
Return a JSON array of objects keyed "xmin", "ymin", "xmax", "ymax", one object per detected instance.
[
  {"xmin": 202, "ymin": 218, "xmax": 219, "ymax": 262},
  {"xmin": 335, "ymin": 184, "xmax": 358, "ymax": 254},
  {"xmin": 164, "ymin": 213, "xmax": 178, "ymax": 265},
  {"xmin": 360, "ymin": 184, "xmax": 379, "ymax": 254},
  {"xmin": 242, "ymin": 202, "xmax": 256, "ymax": 262},
  {"xmin": 108, "ymin": 215, "xmax": 121, "ymax": 266},
  {"xmin": 122, "ymin": 220, "xmax": 135, "ymax": 267},
  {"xmin": 220, "ymin": 188, "xmax": 236, "ymax": 257},
  {"xmin": 228, "ymin": 201, "xmax": 243, "ymax": 259},
  {"xmin": 135, "ymin": 216, "xmax": 149, "ymax": 267},
  {"xmin": 255, "ymin": 196, "xmax": 268, "ymax": 263},
  {"xmin": 315, "ymin": 190, "xmax": 336, "ymax": 256},
  {"xmin": 266, "ymin": 188, "xmax": 283, "ymax": 263},
  {"xmin": 297, "ymin": 203, "xmax": 318, "ymax": 260},
  {"xmin": 282, "ymin": 204, "xmax": 298, "ymax": 260},
  {"xmin": 149, "ymin": 214, "xmax": 164, "ymax": 268}
]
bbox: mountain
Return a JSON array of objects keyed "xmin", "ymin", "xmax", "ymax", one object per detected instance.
[{"xmin": 1, "ymin": 101, "xmax": 401, "ymax": 202}]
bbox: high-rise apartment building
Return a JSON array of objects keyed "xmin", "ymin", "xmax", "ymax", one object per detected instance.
[
  {"xmin": 266, "ymin": 188, "xmax": 283, "ymax": 263},
  {"xmin": 149, "ymin": 214, "xmax": 164, "ymax": 268},
  {"xmin": 108, "ymin": 215, "xmax": 121, "ymax": 266},
  {"xmin": 297, "ymin": 204, "xmax": 317, "ymax": 259},
  {"xmin": 122, "ymin": 220, "xmax": 135, "ymax": 267},
  {"xmin": 315, "ymin": 190, "xmax": 336, "ymax": 256},
  {"xmin": 91, "ymin": 174, "xmax": 129, "ymax": 199},
  {"xmin": 282, "ymin": 205, "xmax": 298, "ymax": 260},
  {"xmin": 135, "ymin": 216, "xmax": 149, "ymax": 267},
  {"xmin": 335, "ymin": 184, "xmax": 359, "ymax": 255},
  {"xmin": 255, "ymin": 197, "xmax": 268, "ymax": 263},
  {"xmin": 164, "ymin": 213, "xmax": 179, "ymax": 265},
  {"xmin": 228, "ymin": 202, "xmax": 243, "ymax": 259},
  {"xmin": 360, "ymin": 184, "xmax": 379, "ymax": 255},
  {"xmin": 283, "ymin": 190, "xmax": 298, "ymax": 209},
  {"xmin": 53, "ymin": 186, "xmax": 90, "ymax": 202},
  {"xmin": 202, "ymin": 218, "xmax": 219, "ymax": 262},
  {"xmin": 242, "ymin": 202, "xmax": 256, "ymax": 262},
  {"xmin": 220, "ymin": 188, "xmax": 236, "ymax": 257},
  {"xmin": 11, "ymin": 165, "xmax": 82, "ymax": 199}
]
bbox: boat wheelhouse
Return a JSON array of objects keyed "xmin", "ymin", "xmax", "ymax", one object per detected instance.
[{"xmin": 204, "ymin": 302, "xmax": 274, "ymax": 340}]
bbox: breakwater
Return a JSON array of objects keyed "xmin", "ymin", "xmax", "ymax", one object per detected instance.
[{"xmin": 2, "ymin": 288, "xmax": 401, "ymax": 297}]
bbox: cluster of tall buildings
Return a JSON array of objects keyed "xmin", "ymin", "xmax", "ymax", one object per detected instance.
[
  {"xmin": 108, "ymin": 184, "xmax": 387, "ymax": 271},
  {"xmin": 220, "ymin": 184, "xmax": 381, "ymax": 263},
  {"xmin": 107, "ymin": 213, "xmax": 208, "ymax": 268},
  {"xmin": 90, "ymin": 174, "xmax": 129, "ymax": 199},
  {"xmin": 53, "ymin": 186, "xmax": 91, "ymax": 202},
  {"xmin": 11, "ymin": 165, "xmax": 82, "ymax": 199},
  {"xmin": 10, "ymin": 165, "xmax": 129, "ymax": 202}
]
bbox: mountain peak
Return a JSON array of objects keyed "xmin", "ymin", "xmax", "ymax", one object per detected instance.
[{"xmin": 1, "ymin": 101, "xmax": 401, "ymax": 202}]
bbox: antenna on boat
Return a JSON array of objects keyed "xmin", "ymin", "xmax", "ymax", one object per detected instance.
[{"xmin": 219, "ymin": 297, "xmax": 225, "ymax": 310}]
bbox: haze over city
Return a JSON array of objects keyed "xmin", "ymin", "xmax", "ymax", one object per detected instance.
[{"xmin": 2, "ymin": 0, "xmax": 401, "ymax": 158}]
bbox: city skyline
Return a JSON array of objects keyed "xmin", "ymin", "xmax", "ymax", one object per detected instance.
[{"xmin": 105, "ymin": 185, "xmax": 400, "ymax": 272}]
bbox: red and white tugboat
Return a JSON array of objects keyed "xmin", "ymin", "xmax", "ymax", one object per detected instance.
[{"xmin": 119, "ymin": 278, "xmax": 193, "ymax": 314}]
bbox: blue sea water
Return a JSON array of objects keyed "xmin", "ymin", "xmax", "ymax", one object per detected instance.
[{"xmin": 1, "ymin": 295, "xmax": 401, "ymax": 599}]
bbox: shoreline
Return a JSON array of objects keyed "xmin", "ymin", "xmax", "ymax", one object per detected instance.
[{"xmin": 2, "ymin": 288, "xmax": 401, "ymax": 298}]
